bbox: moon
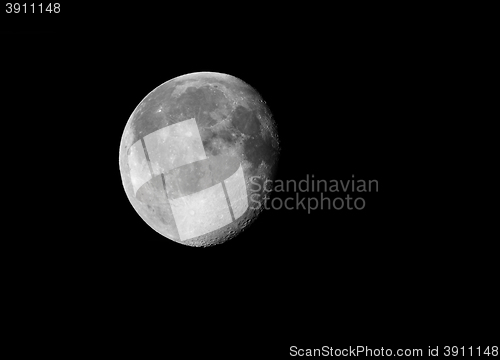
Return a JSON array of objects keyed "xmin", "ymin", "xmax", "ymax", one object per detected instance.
[{"xmin": 119, "ymin": 72, "xmax": 280, "ymax": 246}]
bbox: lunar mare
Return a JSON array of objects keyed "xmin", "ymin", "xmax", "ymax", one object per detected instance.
[{"xmin": 119, "ymin": 71, "xmax": 280, "ymax": 246}]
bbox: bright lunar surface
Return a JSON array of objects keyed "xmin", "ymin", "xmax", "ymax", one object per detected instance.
[{"xmin": 119, "ymin": 72, "xmax": 280, "ymax": 247}]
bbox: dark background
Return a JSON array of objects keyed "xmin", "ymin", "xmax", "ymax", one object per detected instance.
[
  {"xmin": 1, "ymin": 3, "xmax": 413, "ymax": 309},
  {"xmin": 4, "ymin": 3, "xmax": 492, "ymax": 350}
]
